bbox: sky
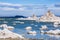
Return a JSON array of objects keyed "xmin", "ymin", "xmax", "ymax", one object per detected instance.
[{"xmin": 0, "ymin": 0, "xmax": 60, "ymax": 16}]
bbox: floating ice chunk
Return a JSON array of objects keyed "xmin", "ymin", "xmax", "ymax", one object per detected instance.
[
  {"xmin": 45, "ymin": 29, "xmax": 60, "ymax": 35},
  {"xmin": 54, "ymin": 22, "xmax": 60, "ymax": 28},
  {"xmin": 6, "ymin": 26, "xmax": 14, "ymax": 30},
  {"xmin": 0, "ymin": 24, "xmax": 7, "ymax": 28},
  {"xmin": 27, "ymin": 31, "xmax": 37, "ymax": 36},
  {"xmin": 0, "ymin": 24, "xmax": 14, "ymax": 31},
  {"xmin": 40, "ymin": 25, "xmax": 48, "ymax": 30},
  {"xmin": 25, "ymin": 26, "xmax": 32, "ymax": 31}
]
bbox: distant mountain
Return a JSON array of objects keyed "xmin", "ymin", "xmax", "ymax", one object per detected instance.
[{"xmin": 15, "ymin": 15, "xmax": 27, "ymax": 18}]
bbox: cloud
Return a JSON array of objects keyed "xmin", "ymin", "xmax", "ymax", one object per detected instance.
[
  {"xmin": 0, "ymin": 7, "xmax": 17, "ymax": 11},
  {"xmin": 0, "ymin": 2, "xmax": 60, "ymax": 16},
  {"xmin": 47, "ymin": 4, "xmax": 60, "ymax": 11},
  {"xmin": 0, "ymin": 2, "xmax": 48, "ymax": 11},
  {"xmin": 0, "ymin": 2, "xmax": 22, "ymax": 6},
  {"xmin": 0, "ymin": 2, "xmax": 25, "ymax": 11},
  {"xmin": 0, "ymin": 2, "xmax": 51, "ymax": 16},
  {"xmin": 55, "ymin": 4, "xmax": 60, "ymax": 7}
]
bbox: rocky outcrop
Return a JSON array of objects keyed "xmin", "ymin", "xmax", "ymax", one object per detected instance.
[{"xmin": 39, "ymin": 10, "xmax": 60, "ymax": 22}]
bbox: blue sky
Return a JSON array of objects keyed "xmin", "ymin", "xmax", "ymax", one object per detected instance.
[{"xmin": 0, "ymin": 0, "xmax": 60, "ymax": 16}]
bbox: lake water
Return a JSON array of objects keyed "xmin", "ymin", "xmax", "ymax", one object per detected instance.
[{"xmin": 0, "ymin": 18, "xmax": 60, "ymax": 40}]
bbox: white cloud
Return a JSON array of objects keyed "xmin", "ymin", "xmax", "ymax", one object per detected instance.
[
  {"xmin": 0, "ymin": 7, "xmax": 17, "ymax": 11},
  {"xmin": 19, "ymin": 8, "xmax": 25, "ymax": 11},
  {"xmin": 0, "ymin": 2, "xmax": 60, "ymax": 16},
  {"xmin": 0, "ymin": 2, "xmax": 26, "ymax": 11},
  {"xmin": 47, "ymin": 4, "xmax": 60, "ymax": 10},
  {"xmin": 0, "ymin": 2, "xmax": 22, "ymax": 6},
  {"xmin": 0, "ymin": 2, "xmax": 50, "ymax": 16},
  {"xmin": 0, "ymin": 2, "xmax": 48, "ymax": 11}
]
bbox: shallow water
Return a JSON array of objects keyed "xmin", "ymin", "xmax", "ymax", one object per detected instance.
[{"xmin": 0, "ymin": 18, "xmax": 60, "ymax": 40}]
